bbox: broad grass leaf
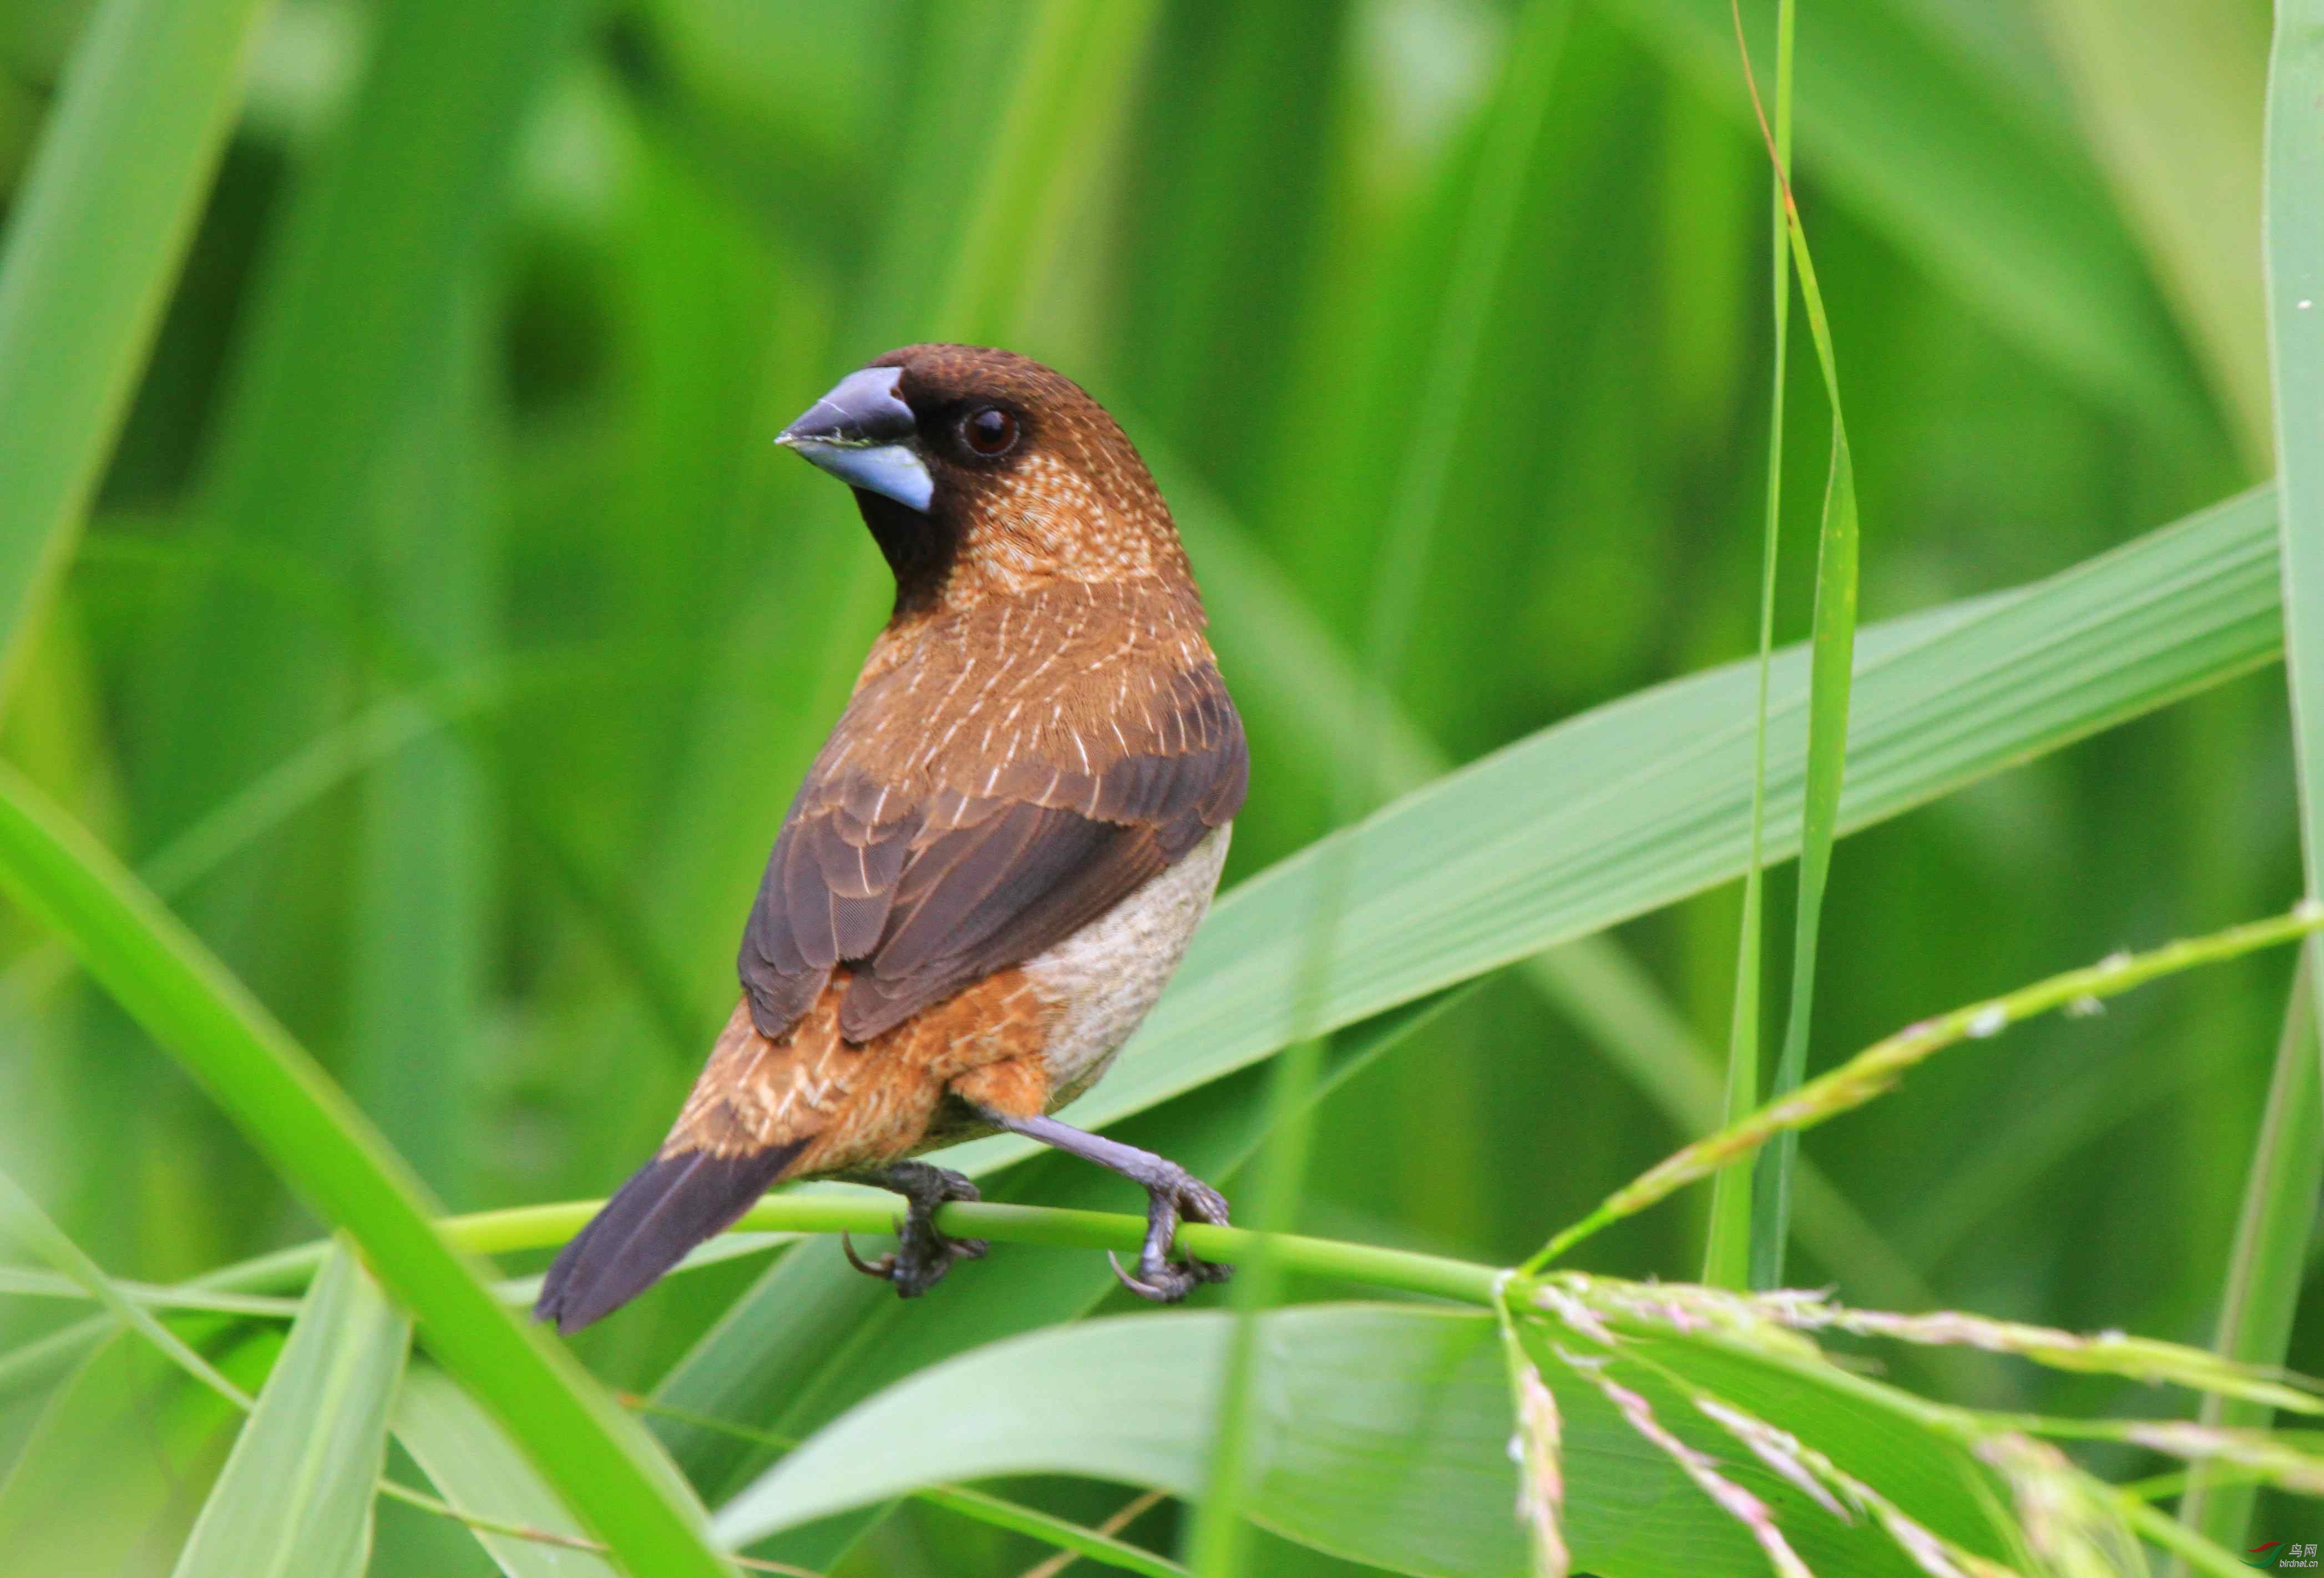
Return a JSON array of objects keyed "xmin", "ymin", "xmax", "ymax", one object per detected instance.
[
  {"xmin": 394, "ymin": 1363, "xmax": 619, "ymax": 1578},
  {"xmin": 1597, "ymin": 1328, "xmax": 2007, "ymax": 1558},
  {"xmin": 1169, "ymin": 456, "xmax": 1930, "ymax": 1308},
  {"xmin": 2178, "ymin": 3, "xmax": 2324, "ymax": 1553},
  {"xmin": 0, "ymin": 763, "xmax": 731, "ymax": 1577},
  {"xmin": 0, "ymin": 0, "xmax": 274, "ymax": 697},
  {"xmin": 713, "ymin": 1304, "xmax": 1982, "ymax": 1578},
  {"xmin": 2264, "ymin": 0, "xmax": 2324, "ymax": 1004},
  {"xmin": 171, "ymin": 1244, "xmax": 408, "ymax": 1578},
  {"xmin": 2037, "ymin": 0, "xmax": 2270, "ymax": 453},
  {"xmin": 1735, "ymin": 3, "xmax": 1865, "ymax": 1292}
]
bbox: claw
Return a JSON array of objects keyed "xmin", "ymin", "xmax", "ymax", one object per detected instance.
[
  {"xmin": 839, "ymin": 1230, "xmax": 896, "ymax": 1281},
  {"xmin": 1107, "ymin": 1249, "xmax": 1173, "ymax": 1300},
  {"xmin": 834, "ymin": 1164, "xmax": 988, "ymax": 1297}
]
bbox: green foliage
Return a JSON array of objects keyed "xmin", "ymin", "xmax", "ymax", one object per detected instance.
[
  {"xmin": 0, "ymin": 765, "xmax": 727, "ymax": 1571},
  {"xmin": 1734, "ymin": 0, "xmax": 1862, "ymax": 1294},
  {"xmin": 2178, "ymin": 3, "xmax": 2324, "ymax": 1560},
  {"xmin": 171, "ymin": 1246, "xmax": 407, "ymax": 1578},
  {"xmin": 0, "ymin": 0, "xmax": 272, "ymax": 702},
  {"xmin": 0, "ymin": 1, "xmax": 2313, "ymax": 1575},
  {"xmin": 392, "ymin": 1363, "xmax": 621, "ymax": 1578}
]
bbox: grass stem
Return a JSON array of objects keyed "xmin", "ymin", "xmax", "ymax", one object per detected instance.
[
  {"xmin": 1702, "ymin": 0, "xmax": 1796, "ymax": 1297},
  {"xmin": 2174, "ymin": 963, "xmax": 2323, "ymax": 1558},
  {"xmin": 1732, "ymin": 0, "xmax": 1862, "ymax": 1294}
]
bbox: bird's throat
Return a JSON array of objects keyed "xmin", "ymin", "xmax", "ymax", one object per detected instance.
[{"xmin": 853, "ymin": 487, "xmax": 959, "ymax": 619}]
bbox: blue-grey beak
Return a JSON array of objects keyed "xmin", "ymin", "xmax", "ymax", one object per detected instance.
[{"xmin": 776, "ymin": 367, "xmax": 934, "ymax": 513}]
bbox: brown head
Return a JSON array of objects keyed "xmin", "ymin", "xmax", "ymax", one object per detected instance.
[{"xmin": 776, "ymin": 345, "xmax": 1193, "ymax": 619}]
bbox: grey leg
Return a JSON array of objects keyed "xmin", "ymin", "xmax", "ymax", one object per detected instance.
[
  {"xmin": 836, "ymin": 1161, "xmax": 987, "ymax": 1298},
  {"xmin": 971, "ymin": 1108, "xmax": 1231, "ymax": 1301}
]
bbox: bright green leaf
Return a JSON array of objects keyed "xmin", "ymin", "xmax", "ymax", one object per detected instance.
[
  {"xmin": 393, "ymin": 1363, "xmax": 619, "ymax": 1578},
  {"xmin": 714, "ymin": 1303, "xmax": 1993, "ymax": 1578},
  {"xmin": 0, "ymin": 0, "xmax": 274, "ymax": 703},
  {"xmin": 0, "ymin": 763, "xmax": 731, "ymax": 1576},
  {"xmin": 0, "ymin": 1161, "xmax": 250, "ymax": 1408},
  {"xmin": 173, "ymin": 1245, "xmax": 407, "ymax": 1578}
]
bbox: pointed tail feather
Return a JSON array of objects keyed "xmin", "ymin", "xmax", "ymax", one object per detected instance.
[{"xmin": 534, "ymin": 1139, "xmax": 808, "ymax": 1333}]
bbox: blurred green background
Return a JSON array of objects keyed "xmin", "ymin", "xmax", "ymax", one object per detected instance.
[{"xmin": 0, "ymin": 0, "xmax": 2306, "ymax": 1570}]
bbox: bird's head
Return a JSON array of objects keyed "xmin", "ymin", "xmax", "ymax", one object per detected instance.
[{"xmin": 777, "ymin": 345, "xmax": 1191, "ymax": 619}]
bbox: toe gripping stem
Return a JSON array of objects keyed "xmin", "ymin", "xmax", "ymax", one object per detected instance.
[
  {"xmin": 964, "ymin": 1106, "xmax": 1233, "ymax": 1303},
  {"xmin": 838, "ymin": 1161, "xmax": 987, "ymax": 1299},
  {"xmin": 1106, "ymin": 1165, "xmax": 1233, "ymax": 1303}
]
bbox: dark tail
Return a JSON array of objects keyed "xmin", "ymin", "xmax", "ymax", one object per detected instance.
[{"xmin": 534, "ymin": 1140, "xmax": 806, "ymax": 1333}]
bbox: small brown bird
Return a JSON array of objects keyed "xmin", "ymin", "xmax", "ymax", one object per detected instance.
[{"xmin": 536, "ymin": 345, "xmax": 1248, "ymax": 1332}]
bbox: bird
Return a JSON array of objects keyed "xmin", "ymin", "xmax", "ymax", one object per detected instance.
[{"xmin": 534, "ymin": 343, "xmax": 1248, "ymax": 1333}]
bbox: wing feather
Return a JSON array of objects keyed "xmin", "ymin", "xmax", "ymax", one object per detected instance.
[{"xmin": 736, "ymin": 586, "xmax": 1246, "ymax": 1043}]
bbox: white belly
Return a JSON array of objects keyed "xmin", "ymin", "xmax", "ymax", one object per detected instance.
[{"xmin": 1022, "ymin": 823, "xmax": 1231, "ymax": 1110}]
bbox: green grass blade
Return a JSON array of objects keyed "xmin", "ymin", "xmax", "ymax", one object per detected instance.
[
  {"xmin": 0, "ymin": 1163, "xmax": 250, "ymax": 1409},
  {"xmin": 1735, "ymin": 0, "xmax": 1864, "ymax": 1293},
  {"xmin": 715, "ymin": 1302, "xmax": 2017, "ymax": 1576},
  {"xmin": 2178, "ymin": 2, "xmax": 2324, "ymax": 1557},
  {"xmin": 1607, "ymin": 0, "xmax": 2201, "ymax": 434},
  {"xmin": 1177, "ymin": 460, "xmax": 1932, "ymax": 1317},
  {"xmin": 2173, "ymin": 968, "xmax": 2322, "ymax": 1559},
  {"xmin": 0, "ymin": 0, "xmax": 273, "ymax": 705},
  {"xmin": 171, "ymin": 1245, "xmax": 407, "ymax": 1578},
  {"xmin": 912, "ymin": 1487, "xmax": 1186, "ymax": 1578},
  {"xmin": 1186, "ymin": 8, "xmax": 1572, "ymax": 1568},
  {"xmin": 0, "ymin": 765, "xmax": 731, "ymax": 1577},
  {"xmin": 348, "ymin": 286, "xmax": 494, "ymax": 1199},
  {"xmin": 1166, "ymin": 453, "xmax": 1926, "ymax": 1304},
  {"xmin": 715, "ymin": 1308, "xmax": 1544, "ymax": 1573},
  {"xmin": 142, "ymin": 0, "xmax": 578, "ymax": 853},
  {"xmin": 2269, "ymin": 0, "xmax": 2324, "ymax": 965},
  {"xmin": 0, "ymin": 1247, "xmax": 326, "ymax": 1407},
  {"xmin": 0, "ymin": 1267, "xmax": 297, "ymax": 1318},
  {"xmin": 2035, "ymin": 0, "xmax": 2270, "ymax": 462},
  {"xmin": 392, "ymin": 1363, "xmax": 618, "ymax": 1578},
  {"xmin": 1702, "ymin": 0, "xmax": 1794, "ymax": 1295}
]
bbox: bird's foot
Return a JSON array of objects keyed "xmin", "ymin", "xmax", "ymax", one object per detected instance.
[
  {"xmin": 1108, "ymin": 1169, "xmax": 1232, "ymax": 1302},
  {"xmin": 838, "ymin": 1163, "xmax": 987, "ymax": 1298}
]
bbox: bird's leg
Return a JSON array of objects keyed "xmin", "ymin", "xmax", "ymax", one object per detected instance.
[
  {"xmin": 835, "ymin": 1161, "xmax": 987, "ymax": 1298},
  {"xmin": 972, "ymin": 1109, "xmax": 1231, "ymax": 1301}
]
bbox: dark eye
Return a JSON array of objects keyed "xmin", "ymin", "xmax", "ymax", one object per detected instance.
[{"xmin": 961, "ymin": 406, "xmax": 1017, "ymax": 457}]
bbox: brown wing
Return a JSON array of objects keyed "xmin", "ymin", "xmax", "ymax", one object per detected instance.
[{"xmin": 737, "ymin": 583, "xmax": 1247, "ymax": 1044}]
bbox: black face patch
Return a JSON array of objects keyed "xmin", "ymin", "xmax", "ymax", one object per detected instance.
[{"xmin": 917, "ymin": 394, "xmax": 1031, "ymax": 473}]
